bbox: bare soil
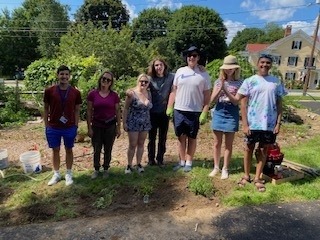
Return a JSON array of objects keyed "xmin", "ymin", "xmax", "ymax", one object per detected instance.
[{"xmin": 0, "ymin": 107, "xmax": 319, "ymax": 229}]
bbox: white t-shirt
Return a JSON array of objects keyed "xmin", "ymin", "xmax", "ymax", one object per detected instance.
[{"xmin": 173, "ymin": 66, "xmax": 212, "ymax": 112}]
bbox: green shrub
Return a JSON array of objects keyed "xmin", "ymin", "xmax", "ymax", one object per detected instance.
[{"xmin": 0, "ymin": 85, "xmax": 29, "ymax": 125}]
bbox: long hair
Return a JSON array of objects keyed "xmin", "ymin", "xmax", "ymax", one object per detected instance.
[
  {"xmin": 218, "ymin": 68, "xmax": 241, "ymax": 81},
  {"xmin": 97, "ymin": 70, "xmax": 114, "ymax": 90},
  {"xmin": 147, "ymin": 58, "xmax": 169, "ymax": 78}
]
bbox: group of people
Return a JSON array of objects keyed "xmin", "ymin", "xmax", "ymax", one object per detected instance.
[{"xmin": 43, "ymin": 46, "xmax": 286, "ymax": 192}]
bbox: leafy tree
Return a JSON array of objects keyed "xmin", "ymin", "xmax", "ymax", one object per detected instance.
[
  {"xmin": 167, "ymin": 6, "xmax": 227, "ymax": 64},
  {"xmin": 0, "ymin": 0, "xmax": 69, "ymax": 75},
  {"xmin": 75, "ymin": 0, "xmax": 129, "ymax": 29},
  {"xmin": 132, "ymin": 7, "xmax": 172, "ymax": 45},
  {"xmin": 25, "ymin": 0, "xmax": 70, "ymax": 58},
  {"xmin": 0, "ymin": 8, "xmax": 40, "ymax": 75},
  {"xmin": 228, "ymin": 28, "xmax": 265, "ymax": 52},
  {"xmin": 229, "ymin": 23, "xmax": 284, "ymax": 52},
  {"xmin": 260, "ymin": 22, "xmax": 284, "ymax": 43},
  {"xmin": 58, "ymin": 23, "xmax": 148, "ymax": 78}
]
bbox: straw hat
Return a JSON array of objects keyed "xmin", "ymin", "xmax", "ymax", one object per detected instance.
[{"xmin": 220, "ymin": 55, "xmax": 240, "ymax": 70}]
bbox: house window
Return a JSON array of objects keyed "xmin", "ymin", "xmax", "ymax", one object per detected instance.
[
  {"xmin": 292, "ymin": 40, "xmax": 302, "ymax": 49},
  {"xmin": 273, "ymin": 56, "xmax": 281, "ymax": 65},
  {"xmin": 287, "ymin": 56, "xmax": 298, "ymax": 66},
  {"xmin": 304, "ymin": 57, "xmax": 315, "ymax": 67},
  {"xmin": 285, "ymin": 72, "xmax": 296, "ymax": 80}
]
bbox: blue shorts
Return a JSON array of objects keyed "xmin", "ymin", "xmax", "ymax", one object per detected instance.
[
  {"xmin": 245, "ymin": 130, "xmax": 276, "ymax": 145},
  {"xmin": 45, "ymin": 126, "xmax": 77, "ymax": 149},
  {"xmin": 173, "ymin": 110, "xmax": 201, "ymax": 139}
]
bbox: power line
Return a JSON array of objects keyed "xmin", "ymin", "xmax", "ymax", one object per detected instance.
[
  {"xmin": 0, "ymin": 17, "xmax": 316, "ymax": 32},
  {"xmin": 0, "ymin": 2, "xmax": 314, "ymax": 24}
]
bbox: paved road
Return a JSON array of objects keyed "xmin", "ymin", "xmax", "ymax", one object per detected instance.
[
  {"xmin": 1, "ymin": 201, "xmax": 320, "ymax": 240},
  {"xmin": 298, "ymin": 101, "xmax": 320, "ymax": 115},
  {"xmin": 286, "ymin": 90, "xmax": 320, "ymax": 114},
  {"xmin": 287, "ymin": 89, "xmax": 320, "ymax": 97},
  {"xmin": 212, "ymin": 201, "xmax": 320, "ymax": 240}
]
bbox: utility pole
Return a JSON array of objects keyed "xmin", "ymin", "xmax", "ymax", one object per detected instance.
[{"xmin": 303, "ymin": 4, "xmax": 320, "ymax": 96}]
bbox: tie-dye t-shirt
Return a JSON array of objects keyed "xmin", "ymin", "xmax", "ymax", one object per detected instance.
[{"xmin": 238, "ymin": 74, "xmax": 287, "ymax": 131}]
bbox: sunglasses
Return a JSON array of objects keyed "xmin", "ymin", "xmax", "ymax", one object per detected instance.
[
  {"xmin": 101, "ymin": 77, "xmax": 112, "ymax": 82},
  {"xmin": 187, "ymin": 53, "xmax": 199, "ymax": 58},
  {"xmin": 140, "ymin": 80, "xmax": 149, "ymax": 85}
]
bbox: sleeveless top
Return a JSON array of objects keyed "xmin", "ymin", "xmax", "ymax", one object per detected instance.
[{"xmin": 126, "ymin": 91, "xmax": 153, "ymax": 132}]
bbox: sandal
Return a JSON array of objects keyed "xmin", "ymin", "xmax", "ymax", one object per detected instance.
[
  {"xmin": 254, "ymin": 179, "xmax": 266, "ymax": 192},
  {"xmin": 237, "ymin": 176, "xmax": 251, "ymax": 187}
]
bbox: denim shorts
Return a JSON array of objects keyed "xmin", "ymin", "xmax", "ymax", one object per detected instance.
[
  {"xmin": 173, "ymin": 109, "xmax": 201, "ymax": 139},
  {"xmin": 45, "ymin": 126, "xmax": 77, "ymax": 149},
  {"xmin": 245, "ymin": 130, "xmax": 276, "ymax": 145}
]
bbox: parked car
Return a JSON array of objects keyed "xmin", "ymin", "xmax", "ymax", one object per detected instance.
[{"xmin": 13, "ymin": 68, "xmax": 25, "ymax": 80}]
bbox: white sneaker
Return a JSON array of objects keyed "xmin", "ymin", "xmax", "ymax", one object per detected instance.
[
  {"xmin": 125, "ymin": 165, "xmax": 133, "ymax": 174},
  {"xmin": 91, "ymin": 170, "xmax": 99, "ymax": 179},
  {"xmin": 65, "ymin": 173, "xmax": 74, "ymax": 186},
  {"xmin": 137, "ymin": 164, "xmax": 144, "ymax": 173},
  {"xmin": 221, "ymin": 169, "xmax": 229, "ymax": 180},
  {"xmin": 208, "ymin": 168, "xmax": 220, "ymax": 177},
  {"xmin": 48, "ymin": 173, "xmax": 61, "ymax": 186}
]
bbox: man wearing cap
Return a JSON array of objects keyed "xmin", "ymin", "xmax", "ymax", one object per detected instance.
[
  {"xmin": 166, "ymin": 46, "xmax": 212, "ymax": 172},
  {"xmin": 221, "ymin": 55, "xmax": 287, "ymax": 192}
]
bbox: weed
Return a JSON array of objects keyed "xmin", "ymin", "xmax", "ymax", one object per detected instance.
[
  {"xmin": 188, "ymin": 167, "xmax": 216, "ymax": 198},
  {"xmin": 93, "ymin": 188, "xmax": 116, "ymax": 209}
]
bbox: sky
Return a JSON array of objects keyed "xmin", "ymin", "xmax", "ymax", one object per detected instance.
[{"xmin": 1, "ymin": 0, "xmax": 320, "ymax": 43}]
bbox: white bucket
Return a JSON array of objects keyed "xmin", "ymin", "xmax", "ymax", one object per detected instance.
[
  {"xmin": 20, "ymin": 151, "xmax": 42, "ymax": 174},
  {"xmin": 0, "ymin": 149, "xmax": 9, "ymax": 169}
]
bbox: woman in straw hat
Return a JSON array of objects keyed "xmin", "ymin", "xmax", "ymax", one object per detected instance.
[{"xmin": 207, "ymin": 55, "xmax": 242, "ymax": 179}]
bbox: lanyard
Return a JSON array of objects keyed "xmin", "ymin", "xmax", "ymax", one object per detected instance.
[{"xmin": 56, "ymin": 85, "xmax": 71, "ymax": 115}]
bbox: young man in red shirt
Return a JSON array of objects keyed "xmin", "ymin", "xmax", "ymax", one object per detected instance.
[{"xmin": 44, "ymin": 65, "xmax": 82, "ymax": 186}]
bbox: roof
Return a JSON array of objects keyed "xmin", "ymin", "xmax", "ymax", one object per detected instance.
[
  {"xmin": 267, "ymin": 29, "xmax": 320, "ymax": 50},
  {"xmin": 245, "ymin": 43, "xmax": 270, "ymax": 53}
]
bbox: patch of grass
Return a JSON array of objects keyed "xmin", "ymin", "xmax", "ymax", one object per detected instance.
[
  {"xmin": 55, "ymin": 203, "xmax": 78, "ymax": 219},
  {"xmin": 281, "ymin": 123, "xmax": 311, "ymax": 137},
  {"xmin": 188, "ymin": 167, "xmax": 216, "ymax": 198},
  {"xmin": 223, "ymin": 177, "xmax": 320, "ymax": 207},
  {"xmin": 282, "ymin": 135, "xmax": 320, "ymax": 168}
]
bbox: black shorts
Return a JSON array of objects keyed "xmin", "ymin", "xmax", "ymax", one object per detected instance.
[
  {"xmin": 245, "ymin": 130, "xmax": 276, "ymax": 145},
  {"xmin": 173, "ymin": 109, "xmax": 201, "ymax": 139}
]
